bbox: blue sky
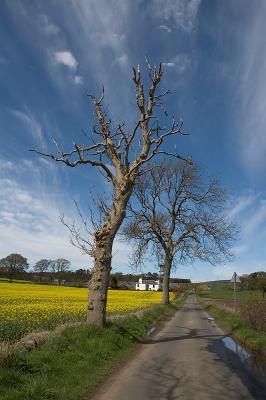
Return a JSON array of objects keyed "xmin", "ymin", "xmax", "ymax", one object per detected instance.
[{"xmin": 1, "ymin": 0, "xmax": 266, "ymax": 282}]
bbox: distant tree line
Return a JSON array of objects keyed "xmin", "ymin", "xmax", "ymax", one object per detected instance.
[
  {"xmin": 1, "ymin": 253, "xmax": 190, "ymax": 288},
  {"xmin": 0, "ymin": 253, "xmax": 90, "ymax": 286}
]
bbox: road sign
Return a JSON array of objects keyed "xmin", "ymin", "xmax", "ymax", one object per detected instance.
[{"xmin": 230, "ymin": 272, "xmax": 241, "ymax": 283}]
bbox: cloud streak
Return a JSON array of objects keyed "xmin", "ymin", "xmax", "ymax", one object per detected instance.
[
  {"xmin": 163, "ymin": 54, "xmax": 192, "ymax": 73},
  {"xmin": 39, "ymin": 14, "xmax": 60, "ymax": 35},
  {"xmin": 11, "ymin": 109, "xmax": 44, "ymax": 145},
  {"xmin": 152, "ymin": 0, "xmax": 201, "ymax": 32},
  {"xmin": 0, "ymin": 158, "xmax": 132, "ymax": 270},
  {"xmin": 234, "ymin": 2, "xmax": 266, "ymax": 170}
]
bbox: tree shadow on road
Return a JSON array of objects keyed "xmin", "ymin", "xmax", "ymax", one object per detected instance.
[
  {"xmin": 134, "ymin": 353, "xmax": 259, "ymax": 400},
  {"xmin": 142, "ymin": 326, "xmax": 222, "ymax": 344},
  {"xmin": 136, "ymin": 326, "xmax": 266, "ymax": 400}
]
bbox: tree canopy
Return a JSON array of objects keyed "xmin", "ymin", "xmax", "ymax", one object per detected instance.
[
  {"xmin": 124, "ymin": 161, "xmax": 238, "ymax": 304},
  {"xmin": 0, "ymin": 253, "xmax": 29, "ymax": 283}
]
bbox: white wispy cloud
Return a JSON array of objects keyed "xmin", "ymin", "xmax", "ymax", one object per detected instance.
[
  {"xmin": 52, "ymin": 50, "xmax": 84, "ymax": 86},
  {"xmin": 57, "ymin": 1, "xmax": 134, "ymax": 119},
  {"xmin": 242, "ymin": 200, "xmax": 266, "ymax": 237},
  {"xmin": 54, "ymin": 51, "xmax": 78, "ymax": 70},
  {"xmin": 163, "ymin": 54, "xmax": 192, "ymax": 73},
  {"xmin": 158, "ymin": 24, "xmax": 172, "ymax": 33},
  {"xmin": 0, "ymin": 160, "xmax": 14, "ymax": 172},
  {"xmin": 0, "ymin": 158, "xmax": 132, "ymax": 270},
  {"xmin": 163, "ymin": 62, "xmax": 175, "ymax": 67},
  {"xmin": 113, "ymin": 54, "xmax": 129, "ymax": 67},
  {"xmin": 226, "ymin": 192, "xmax": 259, "ymax": 219},
  {"xmin": 0, "ymin": 157, "xmax": 83, "ymax": 265},
  {"xmin": 230, "ymin": 244, "xmax": 248, "ymax": 256},
  {"xmin": 73, "ymin": 75, "xmax": 83, "ymax": 85},
  {"xmin": 233, "ymin": 2, "xmax": 266, "ymax": 170},
  {"xmin": 152, "ymin": 0, "xmax": 201, "ymax": 32},
  {"xmin": 225, "ymin": 191, "xmax": 266, "ymax": 256},
  {"xmin": 39, "ymin": 14, "xmax": 60, "ymax": 35},
  {"xmin": 11, "ymin": 109, "xmax": 44, "ymax": 144}
]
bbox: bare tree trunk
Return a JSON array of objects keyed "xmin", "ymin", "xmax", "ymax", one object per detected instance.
[
  {"xmin": 162, "ymin": 255, "xmax": 172, "ymax": 305},
  {"xmin": 87, "ymin": 182, "xmax": 133, "ymax": 327},
  {"xmin": 87, "ymin": 237, "xmax": 113, "ymax": 327},
  {"xmin": 9, "ymin": 265, "xmax": 13, "ymax": 283}
]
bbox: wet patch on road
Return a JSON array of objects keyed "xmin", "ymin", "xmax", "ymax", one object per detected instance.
[
  {"xmin": 208, "ymin": 334, "xmax": 266, "ymax": 399},
  {"xmin": 222, "ymin": 336, "xmax": 266, "ymax": 381}
]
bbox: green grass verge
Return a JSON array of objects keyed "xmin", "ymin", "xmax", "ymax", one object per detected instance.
[
  {"xmin": 0, "ymin": 298, "xmax": 184, "ymax": 400},
  {"xmin": 0, "ymin": 278, "xmax": 32, "ymax": 283},
  {"xmin": 202, "ymin": 302, "xmax": 266, "ymax": 361}
]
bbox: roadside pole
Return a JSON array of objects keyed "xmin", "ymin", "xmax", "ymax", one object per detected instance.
[
  {"xmin": 231, "ymin": 272, "xmax": 241, "ymax": 316},
  {"xmin": 234, "ymin": 273, "xmax": 237, "ymax": 315}
]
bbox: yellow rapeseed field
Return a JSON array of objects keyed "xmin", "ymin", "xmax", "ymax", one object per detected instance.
[{"xmin": 0, "ymin": 283, "xmax": 175, "ymax": 341}]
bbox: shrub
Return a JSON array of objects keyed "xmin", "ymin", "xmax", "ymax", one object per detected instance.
[{"xmin": 240, "ymin": 295, "xmax": 266, "ymax": 333}]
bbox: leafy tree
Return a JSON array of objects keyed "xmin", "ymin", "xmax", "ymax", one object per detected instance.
[
  {"xmin": 32, "ymin": 63, "xmax": 187, "ymax": 326},
  {"xmin": 51, "ymin": 258, "xmax": 71, "ymax": 285},
  {"xmin": 124, "ymin": 161, "xmax": 237, "ymax": 304},
  {"xmin": 257, "ymin": 272, "xmax": 266, "ymax": 298},
  {"xmin": 33, "ymin": 259, "xmax": 52, "ymax": 281},
  {"xmin": 0, "ymin": 253, "xmax": 29, "ymax": 283},
  {"xmin": 246, "ymin": 272, "xmax": 266, "ymax": 298}
]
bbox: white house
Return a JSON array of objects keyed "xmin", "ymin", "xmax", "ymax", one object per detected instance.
[{"xmin": 135, "ymin": 277, "xmax": 160, "ymax": 291}]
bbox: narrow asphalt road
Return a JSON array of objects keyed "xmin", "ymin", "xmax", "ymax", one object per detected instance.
[{"xmin": 92, "ymin": 296, "xmax": 266, "ymax": 400}]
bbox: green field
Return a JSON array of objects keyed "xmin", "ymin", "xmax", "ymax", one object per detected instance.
[
  {"xmin": 0, "ymin": 278, "xmax": 32, "ymax": 283},
  {"xmin": 200, "ymin": 285, "xmax": 261, "ymax": 300}
]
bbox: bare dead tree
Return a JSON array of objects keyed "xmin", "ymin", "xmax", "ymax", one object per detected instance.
[
  {"xmin": 31, "ymin": 63, "xmax": 187, "ymax": 326},
  {"xmin": 124, "ymin": 161, "xmax": 238, "ymax": 305}
]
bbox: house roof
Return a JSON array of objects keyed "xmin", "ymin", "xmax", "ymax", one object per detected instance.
[
  {"xmin": 138, "ymin": 280, "xmax": 159, "ymax": 285},
  {"xmin": 117, "ymin": 281, "xmax": 136, "ymax": 288}
]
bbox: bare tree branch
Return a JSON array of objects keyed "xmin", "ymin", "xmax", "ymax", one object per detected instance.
[
  {"xmin": 31, "ymin": 62, "xmax": 189, "ymax": 326},
  {"xmin": 123, "ymin": 160, "xmax": 238, "ymax": 304}
]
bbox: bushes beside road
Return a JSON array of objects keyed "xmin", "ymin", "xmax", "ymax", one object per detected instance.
[{"xmin": 240, "ymin": 296, "xmax": 266, "ymax": 333}]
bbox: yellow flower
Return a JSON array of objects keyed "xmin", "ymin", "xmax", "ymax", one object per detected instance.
[{"xmin": 0, "ymin": 283, "xmax": 175, "ymax": 341}]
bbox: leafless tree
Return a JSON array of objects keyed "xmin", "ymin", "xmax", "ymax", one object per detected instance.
[
  {"xmin": 124, "ymin": 161, "xmax": 238, "ymax": 304},
  {"xmin": 31, "ymin": 63, "xmax": 187, "ymax": 326}
]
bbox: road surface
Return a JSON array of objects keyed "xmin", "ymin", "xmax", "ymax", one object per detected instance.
[{"xmin": 92, "ymin": 296, "xmax": 266, "ymax": 400}]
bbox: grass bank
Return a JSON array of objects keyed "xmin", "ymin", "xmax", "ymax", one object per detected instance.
[
  {"xmin": 202, "ymin": 302, "xmax": 266, "ymax": 363},
  {"xmin": 0, "ymin": 298, "xmax": 184, "ymax": 400}
]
